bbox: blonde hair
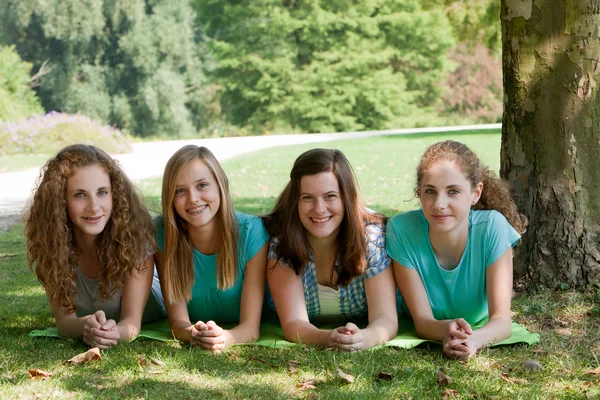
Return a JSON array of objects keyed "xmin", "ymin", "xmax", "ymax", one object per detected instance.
[
  {"xmin": 416, "ymin": 140, "xmax": 527, "ymax": 234},
  {"xmin": 24, "ymin": 144, "xmax": 155, "ymax": 313},
  {"xmin": 161, "ymin": 145, "xmax": 238, "ymax": 304}
]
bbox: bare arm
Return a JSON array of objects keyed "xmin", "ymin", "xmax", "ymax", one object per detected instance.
[
  {"xmin": 392, "ymin": 260, "xmax": 471, "ymax": 357},
  {"xmin": 360, "ymin": 267, "xmax": 398, "ymax": 348},
  {"xmin": 267, "ymin": 258, "xmax": 331, "ymax": 346}
]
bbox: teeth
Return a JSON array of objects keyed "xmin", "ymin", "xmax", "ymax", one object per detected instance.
[
  {"xmin": 188, "ymin": 205, "xmax": 207, "ymax": 214},
  {"xmin": 311, "ymin": 217, "xmax": 331, "ymax": 223}
]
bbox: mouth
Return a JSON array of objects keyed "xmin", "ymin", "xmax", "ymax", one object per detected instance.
[
  {"xmin": 82, "ymin": 216, "xmax": 103, "ymax": 223},
  {"xmin": 310, "ymin": 216, "xmax": 332, "ymax": 224},
  {"xmin": 187, "ymin": 205, "xmax": 208, "ymax": 214},
  {"xmin": 432, "ymin": 214, "xmax": 451, "ymax": 220}
]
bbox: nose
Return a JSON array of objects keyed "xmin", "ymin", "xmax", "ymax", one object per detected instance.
[
  {"xmin": 190, "ymin": 189, "xmax": 201, "ymax": 203},
  {"xmin": 314, "ymin": 198, "xmax": 327, "ymax": 214},
  {"xmin": 86, "ymin": 196, "xmax": 100, "ymax": 212},
  {"xmin": 434, "ymin": 194, "xmax": 447, "ymax": 210}
]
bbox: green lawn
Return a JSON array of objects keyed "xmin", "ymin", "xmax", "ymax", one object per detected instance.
[{"xmin": 2, "ymin": 130, "xmax": 600, "ymax": 399}]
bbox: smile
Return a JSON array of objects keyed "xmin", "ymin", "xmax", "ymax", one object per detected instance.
[
  {"xmin": 187, "ymin": 205, "xmax": 207, "ymax": 214},
  {"xmin": 310, "ymin": 216, "xmax": 332, "ymax": 224},
  {"xmin": 432, "ymin": 214, "xmax": 451, "ymax": 220},
  {"xmin": 82, "ymin": 216, "xmax": 102, "ymax": 223}
]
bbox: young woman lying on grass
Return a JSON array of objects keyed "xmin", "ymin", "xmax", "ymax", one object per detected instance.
[
  {"xmin": 263, "ymin": 148, "xmax": 397, "ymax": 351},
  {"xmin": 25, "ymin": 144, "xmax": 165, "ymax": 349},
  {"xmin": 387, "ymin": 140, "xmax": 527, "ymax": 358},
  {"xmin": 155, "ymin": 145, "xmax": 269, "ymax": 352}
]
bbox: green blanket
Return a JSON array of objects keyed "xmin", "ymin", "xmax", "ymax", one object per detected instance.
[{"xmin": 29, "ymin": 318, "xmax": 539, "ymax": 349}]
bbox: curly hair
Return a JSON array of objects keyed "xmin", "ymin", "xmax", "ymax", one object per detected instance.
[
  {"xmin": 415, "ymin": 140, "xmax": 527, "ymax": 234},
  {"xmin": 161, "ymin": 145, "xmax": 238, "ymax": 304},
  {"xmin": 24, "ymin": 144, "xmax": 155, "ymax": 314},
  {"xmin": 262, "ymin": 148, "xmax": 386, "ymax": 287}
]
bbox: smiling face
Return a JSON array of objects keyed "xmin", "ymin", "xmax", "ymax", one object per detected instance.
[
  {"xmin": 419, "ymin": 160, "xmax": 482, "ymax": 237},
  {"xmin": 172, "ymin": 158, "xmax": 221, "ymax": 232},
  {"xmin": 297, "ymin": 172, "xmax": 345, "ymax": 243},
  {"xmin": 66, "ymin": 164, "xmax": 113, "ymax": 241}
]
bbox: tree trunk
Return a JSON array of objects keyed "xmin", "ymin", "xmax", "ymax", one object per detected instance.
[{"xmin": 501, "ymin": 0, "xmax": 600, "ymax": 287}]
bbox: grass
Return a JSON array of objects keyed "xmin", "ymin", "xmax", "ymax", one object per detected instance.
[
  {"xmin": 0, "ymin": 153, "xmax": 52, "ymax": 173},
  {"xmin": 3, "ymin": 129, "xmax": 600, "ymax": 399}
]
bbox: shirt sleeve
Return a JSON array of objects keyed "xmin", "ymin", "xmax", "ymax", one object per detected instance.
[
  {"xmin": 484, "ymin": 211, "xmax": 521, "ymax": 268},
  {"xmin": 267, "ymin": 236, "xmax": 290, "ymax": 267},
  {"xmin": 364, "ymin": 223, "xmax": 391, "ymax": 279},
  {"xmin": 240, "ymin": 214, "xmax": 270, "ymax": 262},
  {"xmin": 385, "ymin": 214, "xmax": 417, "ymax": 270}
]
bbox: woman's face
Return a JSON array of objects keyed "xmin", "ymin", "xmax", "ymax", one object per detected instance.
[
  {"xmin": 66, "ymin": 164, "xmax": 113, "ymax": 240},
  {"xmin": 172, "ymin": 158, "xmax": 221, "ymax": 232},
  {"xmin": 419, "ymin": 160, "xmax": 482, "ymax": 237},
  {"xmin": 297, "ymin": 171, "xmax": 345, "ymax": 243}
]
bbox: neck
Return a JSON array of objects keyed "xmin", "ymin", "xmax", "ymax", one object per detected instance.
[
  {"xmin": 307, "ymin": 232, "xmax": 338, "ymax": 257},
  {"xmin": 74, "ymin": 230, "xmax": 98, "ymax": 259},
  {"xmin": 188, "ymin": 220, "xmax": 220, "ymax": 255},
  {"xmin": 428, "ymin": 218, "xmax": 469, "ymax": 268}
]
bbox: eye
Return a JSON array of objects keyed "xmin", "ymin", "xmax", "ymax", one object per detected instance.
[
  {"xmin": 325, "ymin": 193, "xmax": 337, "ymax": 200},
  {"xmin": 301, "ymin": 195, "xmax": 313, "ymax": 201},
  {"xmin": 424, "ymin": 189, "xmax": 435, "ymax": 195},
  {"xmin": 448, "ymin": 189, "xmax": 460, "ymax": 195},
  {"xmin": 98, "ymin": 190, "xmax": 109, "ymax": 196},
  {"xmin": 175, "ymin": 187, "xmax": 185, "ymax": 195},
  {"xmin": 74, "ymin": 192, "xmax": 85, "ymax": 198},
  {"xmin": 198, "ymin": 182, "xmax": 208, "ymax": 189}
]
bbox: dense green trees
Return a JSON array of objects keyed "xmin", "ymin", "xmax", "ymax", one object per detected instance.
[
  {"xmin": 0, "ymin": 0, "xmax": 204, "ymax": 137},
  {"xmin": 0, "ymin": 45, "xmax": 43, "ymax": 122},
  {"xmin": 194, "ymin": 0, "xmax": 455, "ymax": 133},
  {"xmin": 0, "ymin": 0, "xmax": 502, "ymax": 136}
]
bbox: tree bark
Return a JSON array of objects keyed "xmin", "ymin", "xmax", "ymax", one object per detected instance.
[{"xmin": 501, "ymin": 0, "xmax": 600, "ymax": 287}]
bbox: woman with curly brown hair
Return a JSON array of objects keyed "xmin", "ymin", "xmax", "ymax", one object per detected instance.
[
  {"xmin": 386, "ymin": 140, "xmax": 528, "ymax": 358},
  {"xmin": 25, "ymin": 144, "xmax": 165, "ymax": 349},
  {"xmin": 263, "ymin": 148, "xmax": 397, "ymax": 351}
]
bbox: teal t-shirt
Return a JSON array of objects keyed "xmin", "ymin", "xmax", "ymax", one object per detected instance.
[
  {"xmin": 155, "ymin": 212, "xmax": 270, "ymax": 323},
  {"xmin": 386, "ymin": 209, "xmax": 521, "ymax": 324}
]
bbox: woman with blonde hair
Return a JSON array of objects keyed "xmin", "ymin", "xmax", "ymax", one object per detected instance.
[
  {"xmin": 25, "ymin": 144, "xmax": 165, "ymax": 349},
  {"xmin": 387, "ymin": 140, "xmax": 527, "ymax": 358},
  {"xmin": 156, "ymin": 145, "xmax": 269, "ymax": 352},
  {"xmin": 263, "ymin": 148, "xmax": 397, "ymax": 351}
]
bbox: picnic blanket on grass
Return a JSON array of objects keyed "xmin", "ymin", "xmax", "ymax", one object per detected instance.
[{"xmin": 29, "ymin": 318, "xmax": 539, "ymax": 349}]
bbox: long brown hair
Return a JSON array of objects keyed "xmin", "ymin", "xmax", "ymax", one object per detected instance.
[
  {"xmin": 25, "ymin": 144, "xmax": 155, "ymax": 313},
  {"xmin": 161, "ymin": 145, "xmax": 238, "ymax": 304},
  {"xmin": 415, "ymin": 140, "xmax": 527, "ymax": 233},
  {"xmin": 263, "ymin": 148, "xmax": 385, "ymax": 287}
]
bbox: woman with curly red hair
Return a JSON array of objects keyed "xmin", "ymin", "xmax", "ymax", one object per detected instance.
[{"xmin": 25, "ymin": 144, "xmax": 165, "ymax": 349}]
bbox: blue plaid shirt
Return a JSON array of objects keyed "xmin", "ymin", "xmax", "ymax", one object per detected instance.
[{"xmin": 268, "ymin": 222, "xmax": 390, "ymax": 320}]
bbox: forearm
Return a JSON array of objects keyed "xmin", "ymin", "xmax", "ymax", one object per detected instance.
[
  {"xmin": 281, "ymin": 320, "xmax": 331, "ymax": 346},
  {"xmin": 225, "ymin": 320, "xmax": 260, "ymax": 345},
  {"xmin": 116, "ymin": 317, "xmax": 142, "ymax": 341},
  {"xmin": 413, "ymin": 318, "xmax": 454, "ymax": 342},
  {"xmin": 470, "ymin": 316, "xmax": 511, "ymax": 349},
  {"xmin": 169, "ymin": 319, "xmax": 195, "ymax": 343},
  {"xmin": 361, "ymin": 316, "xmax": 398, "ymax": 349},
  {"xmin": 56, "ymin": 315, "xmax": 92, "ymax": 338}
]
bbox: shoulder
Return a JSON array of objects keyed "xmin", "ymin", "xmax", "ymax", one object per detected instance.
[
  {"xmin": 387, "ymin": 210, "xmax": 426, "ymax": 233},
  {"xmin": 469, "ymin": 210, "xmax": 510, "ymax": 231},
  {"xmin": 153, "ymin": 215, "xmax": 164, "ymax": 230},
  {"xmin": 235, "ymin": 211, "xmax": 266, "ymax": 232}
]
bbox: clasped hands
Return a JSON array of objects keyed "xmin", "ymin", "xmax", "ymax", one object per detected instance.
[
  {"xmin": 328, "ymin": 322, "xmax": 364, "ymax": 352},
  {"xmin": 442, "ymin": 318, "xmax": 478, "ymax": 359},
  {"xmin": 83, "ymin": 310, "xmax": 120, "ymax": 349},
  {"xmin": 191, "ymin": 320, "xmax": 230, "ymax": 353}
]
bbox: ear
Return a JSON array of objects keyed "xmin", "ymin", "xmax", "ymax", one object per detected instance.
[{"xmin": 472, "ymin": 182, "xmax": 483, "ymax": 205}]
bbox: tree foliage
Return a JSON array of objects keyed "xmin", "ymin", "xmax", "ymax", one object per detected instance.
[
  {"xmin": 0, "ymin": 0, "xmax": 205, "ymax": 137},
  {"xmin": 194, "ymin": 0, "xmax": 454, "ymax": 133},
  {"xmin": 0, "ymin": 45, "xmax": 43, "ymax": 122}
]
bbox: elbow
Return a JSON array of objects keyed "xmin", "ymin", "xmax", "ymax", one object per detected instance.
[{"xmin": 281, "ymin": 322, "xmax": 301, "ymax": 343}]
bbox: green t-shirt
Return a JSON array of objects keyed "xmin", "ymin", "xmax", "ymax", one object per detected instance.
[
  {"xmin": 155, "ymin": 212, "xmax": 269, "ymax": 323},
  {"xmin": 386, "ymin": 209, "xmax": 520, "ymax": 324}
]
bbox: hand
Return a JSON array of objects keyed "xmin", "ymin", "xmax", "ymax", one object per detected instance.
[
  {"xmin": 328, "ymin": 323, "xmax": 365, "ymax": 352},
  {"xmin": 192, "ymin": 320, "xmax": 230, "ymax": 353},
  {"xmin": 442, "ymin": 318, "xmax": 473, "ymax": 359},
  {"xmin": 83, "ymin": 311, "xmax": 120, "ymax": 349}
]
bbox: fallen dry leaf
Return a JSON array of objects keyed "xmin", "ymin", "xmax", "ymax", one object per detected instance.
[
  {"xmin": 586, "ymin": 366, "xmax": 600, "ymax": 375},
  {"xmin": 137, "ymin": 356, "xmax": 166, "ymax": 373},
  {"xmin": 287, "ymin": 360, "xmax": 301, "ymax": 374},
  {"xmin": 296, "ymin": 379, "xmax": 319, "ymax": 390},
  {"xmin": 65, "ymin": 347, "xmax": 101, "ymax": 365},
  {"xmin": 337, "ymin": 368, "xmax": 355, "ymax": 384},
  {"xmin": 374, "ymin": 371, "xmax": 393, "ymax": 381},
  {"xmin": 440, "ymin": 388, "xmax": 460, "ymax": 399},
  {"xmin": 500, "ymin": 373, "xmax": 528, "ymax": 385},
  {"xmin": 436, "ymin": 368, "xmax": 453, "ymax": 386},
  {"xmin": 28, "ymin": 369, "xmax": 53, "ymax": 380}
]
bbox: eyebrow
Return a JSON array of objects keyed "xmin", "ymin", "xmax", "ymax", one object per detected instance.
[
  {"xmin": 423, "ymin": 184, "xmax": 463, "ymax": 189},
  {"xmin": 300, "ymin": 190, "xmax": 339, "ymax": 196},
  {"xmin": 176, "ymin": 178, "xmax": 209, "ymax": 187},
  {"xmin": 68, "ymin": 186, "xmax": 111, "ymax": 193}
]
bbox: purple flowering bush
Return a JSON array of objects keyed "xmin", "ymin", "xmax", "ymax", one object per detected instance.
[{"xmin": 0, "ymin": 112, "xmax": 131, "ymax": 156}]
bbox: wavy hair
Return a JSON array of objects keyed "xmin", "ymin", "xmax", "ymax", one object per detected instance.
[
  {"xmin": 415, "ymin": 140, "xmax": 528, "ymax": 233},
  {"xmin": 24, "ymin": 144, "xmax": 155, "ymax": 314},
  {"xmin": 263, "ymin": 148, "xmax": 385, "ymax": 287},
  {"xmin": 161, "ymin": 145, "xmax": 238, "ymax": 304}
]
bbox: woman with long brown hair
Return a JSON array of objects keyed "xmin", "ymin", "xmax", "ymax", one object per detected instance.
[
  {"xmin": 263, "ymin": 148, "xmax": 397, "ymax": 351},
  {"xmin": 25, "ymin": 144, "xmax": 165, "ymax": 349}
]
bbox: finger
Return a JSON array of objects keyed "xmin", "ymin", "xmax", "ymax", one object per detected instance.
[
  {"xmin": 92, "ymin": 328, "xmax": 120, "ymax": 341},
  {"xmin": 100, "ymin": 319, "xmax": 117, "ymax": 331},
  {"xmin": 448, "ymin": 325, "xmax": 470, "ymax": 340},
  {"xmin": 206, "ymin": 321, "xmax": 224, "ymax": 334},
  {"xmin": 95, "ymin": 310, "xmax": 107, "ymax": 325},
  {"xmin": 199, "ymin": 335, "xmax": 226, "ymax": 345},
  {"xmin": 455, "ymin": 318, "xmax": 473, "ymax": 334},
  {"xmin": 194, "ymin": 321, "xmax": 208, "ymax": 331},
  {"xmin": 197, "ymin": 329, "xmax": 220, "ymax": 337},
  {"xmin": 335, "ymin": 333, "xmax": 361, "ymax": 345},
  {"xmin": 336, "ymin": 342, "xmax": 362, "ymax": 352},
  {"xmin": 344, "ymin": 322, "xmax": 359, "ymax": 333}
]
